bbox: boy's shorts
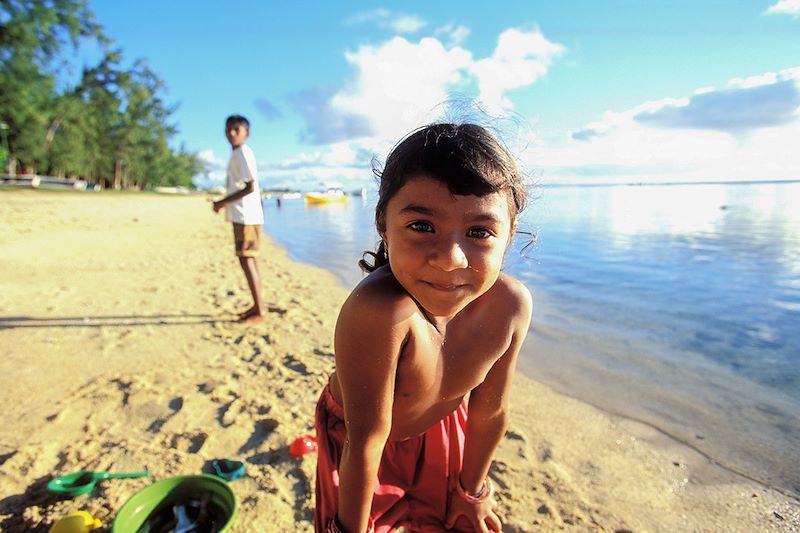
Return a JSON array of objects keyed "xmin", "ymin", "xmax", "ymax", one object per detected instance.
[
  {"xmin": 232, "ymin": 223, "xmax": 261, "ymax": 257},
  {"xmin": 315, "ymin": 382, "xmax": 470, "ymax": 532}
]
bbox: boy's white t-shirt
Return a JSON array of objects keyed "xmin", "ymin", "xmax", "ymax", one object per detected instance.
[{"xmin": 225, "ymin": 144, "xmax": 264, "ymax": 225}]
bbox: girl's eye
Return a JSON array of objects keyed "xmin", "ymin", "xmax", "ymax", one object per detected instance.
[
  {"xmin": 408, "ymin": 221, "xmax": 433, "ymax": 232},
  {"xmin": 467, "ymin": 227, "xmax": 493, "ymax": 239}
]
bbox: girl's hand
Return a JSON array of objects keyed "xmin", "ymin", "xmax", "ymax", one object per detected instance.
[{"xmin": 444, "ymin": 491, "xmax": 501, "ymax": 532}]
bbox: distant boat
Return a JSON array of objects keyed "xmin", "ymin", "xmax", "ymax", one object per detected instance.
[{"xmin": 304, "ymin": 189, "xmax": 349, "ymax": 204}]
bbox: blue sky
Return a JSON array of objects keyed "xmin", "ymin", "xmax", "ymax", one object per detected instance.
[{"xmin": 84, "ymin": 1, "xmax": 800, "ymax": 189}]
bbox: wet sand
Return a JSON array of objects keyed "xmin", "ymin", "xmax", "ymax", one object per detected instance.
[{"xmin": 0, "ymin": 190, "xmax": 797, "ymax": 532}]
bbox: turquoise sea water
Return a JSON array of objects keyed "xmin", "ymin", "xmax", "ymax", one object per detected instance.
[{"xmin": 262, "ymin": 181, "xmax": 800, "ymax": 496}]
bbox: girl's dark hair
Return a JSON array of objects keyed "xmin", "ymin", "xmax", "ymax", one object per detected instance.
[{"xmin": 359, "ymin": 122, "xmax": 527, "ymax": 272}]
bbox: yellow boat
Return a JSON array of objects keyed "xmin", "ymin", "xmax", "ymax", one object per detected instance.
[{"xmin": 304, "ymin": 190, "xmax": 349, "ymax": 204}]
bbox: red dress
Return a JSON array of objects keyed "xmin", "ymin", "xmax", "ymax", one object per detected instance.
[{"xmin": 314, "ymin": 383, "xmax": 471, "ymax": 532}]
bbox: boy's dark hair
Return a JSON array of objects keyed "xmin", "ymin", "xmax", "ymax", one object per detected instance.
[
  {"xmin": 225, "ymin": 115, "xmax": 250, "ymax": 131},
  {"xmin": 360, "ymin": 122, "xmax": 527, "ymax": 272}
]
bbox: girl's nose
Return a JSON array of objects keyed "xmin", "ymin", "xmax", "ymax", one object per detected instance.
[{"xmin": 429, "ymin": 239, "xmax": 468, "ymax": 271}]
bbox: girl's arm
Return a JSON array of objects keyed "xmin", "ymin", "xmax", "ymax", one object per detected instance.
[
  {"xmin": 333, "ymin": 284, "xmax": 408, "ymax": 533},
  {"xmin": 446, "ymin": 281, "xmax": 533, "ymax": 532}
]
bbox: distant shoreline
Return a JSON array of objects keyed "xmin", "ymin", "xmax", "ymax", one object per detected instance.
[{"xmin": 541, "ymin": 177, "xmax": 800, "ymax": 188}]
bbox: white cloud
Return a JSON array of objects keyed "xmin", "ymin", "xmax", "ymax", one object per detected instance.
[
  {"xmin": 283, "ymin": 28, "xmax": 564, "ymax": 186},
  {"xmin": 435, "ymin": 24, "xmax": 470, "ymax": 47},
  {"xmin": 635, "ymin": 80, "xmax": 799, "ymax": 133},
  {"xmin": 197, "ymin": 149, "xmax": 225, "ymax": 170},
  {"xmin": 470, "ymin": 28, "xmax": 564, "ymax": 112},
  {"xmin": 299, "ymin": 28, "xmax": 563, "ymax": 145},
  {"xmin": 345, "ymin": 9, "xmax": 426, "ymax": 34},
  {"xmin": 392, "ymin": 14, "xmax": 426, "ymax": 34},
  {"xmin": 275, "ymin": 141, "xmax": 371, "ymax": 170},
  {"xmin": 262, "ymin": 137, "xmax": 388, "ymax": 191},
  {"xmin": 197, "ymin": 144, "xmax": 374, "ymax": 191},
  {"xmin": 765, "ymin": 0, "xmax": 800, "ymax": 16},
  {"xmin": 548, "ymin": 68, "xmax": 800, "ymax": 183},
  {"xmin": 289, "ymin": 86, "xmax": 373, "ymax": 145},
  {"xmin": 729, "ymin": 72, "xmax": 779, "ymax": 89},
  {"xmin": 345, "ymin": 8, "xmax": 390, "ymax": 25},
  {"xmin": 571, "ymin": 68, "xmax": 800, "ymax": 139},
  {"xmin": 570, "ymin": 98, "xmax": 687, "ymax": 141},
  {"xmin": 332, "ymin": 36, "xmax": 474, "ymax": 141}
]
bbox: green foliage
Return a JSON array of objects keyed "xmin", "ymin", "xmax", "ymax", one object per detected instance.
[{"xmin": 0, "ymin": 0, "xmax": 202, "ymax": 187}]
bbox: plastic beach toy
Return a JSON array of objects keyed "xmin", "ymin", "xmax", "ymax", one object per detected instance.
[
  {"xmin": 289, "ymin": 435, "xmax": 318, "ymax": 458},
  {"xmin": 49, "ymin": 511, "xmax": 102, "ymax": 533},
  {"xmin": 47, "ymin": 470, "xmax": 151, "ymax": 497},
  {"xmin": 112, "ymin": 474, "xmax": 238, "ymax": 533},
  {"xmin": 211, "ymin": 459, "xmax": 245, "ymax": 481}
]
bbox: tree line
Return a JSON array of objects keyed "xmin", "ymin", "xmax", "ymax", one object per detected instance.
[{"xmin": 0, "ymin": 0, "xmax": 203, "ymax": 189}]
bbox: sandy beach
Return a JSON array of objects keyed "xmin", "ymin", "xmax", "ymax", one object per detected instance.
[{"xmin": 0, "ymin": 190, "xmax": 797, "ymax": 532}]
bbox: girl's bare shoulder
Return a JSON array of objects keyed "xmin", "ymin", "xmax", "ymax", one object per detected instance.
[
  {"xmin": 485, "ymin": 274, "xmax": 533, "ymax": 318},
  {"xmin": 334, "ymin": 267, "xmax": 418, "ymax": 367},
  {"xmin": 339, "ymin": 266, "xmax": 419, "ymax": 324}
]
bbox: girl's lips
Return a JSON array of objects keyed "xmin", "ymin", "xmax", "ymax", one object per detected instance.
[{"xmin": 425, "ymin": 281, "xmax": 464, "ymax": 292}]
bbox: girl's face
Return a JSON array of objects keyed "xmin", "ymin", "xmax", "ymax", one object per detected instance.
[{"xmin": 382, "ymin": 175, "xmax": 514, "ymax": 318}]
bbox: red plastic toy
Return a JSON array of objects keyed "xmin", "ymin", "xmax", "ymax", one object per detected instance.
[{"xmin": 289, "ymin": 435, "xmax": 318, "ymax": 458}]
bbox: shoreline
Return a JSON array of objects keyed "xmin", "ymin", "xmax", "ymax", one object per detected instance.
[
  {"xmin": 0, "ymin": 190, "xmax": 797, "ymax": 531},
  {"xmin": 517, "ymin": 308, "xmax": 800, "ymax": 500}
]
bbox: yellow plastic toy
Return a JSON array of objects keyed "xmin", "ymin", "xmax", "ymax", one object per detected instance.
[{"xmin": 49, "ymin": 511, "xmax": 102, "ymax": 533}]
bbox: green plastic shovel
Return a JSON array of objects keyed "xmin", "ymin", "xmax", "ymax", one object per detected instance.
[{"xmin": 47, "ymin": 469, "xmax": 151, "ymax": 496}]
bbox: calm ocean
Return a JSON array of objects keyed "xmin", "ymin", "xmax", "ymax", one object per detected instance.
[{"xmin": 261, "ymin": 180, "xmax": 800, "ymax": 496}]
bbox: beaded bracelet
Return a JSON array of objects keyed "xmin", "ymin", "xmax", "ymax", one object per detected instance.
[
  {"xmin": 327, "ymin": 515, "xmax": 375, "ymax": 533},
  {"xmin": 455, "ymin": 476, "xmax": 494, "ymax": 504}
]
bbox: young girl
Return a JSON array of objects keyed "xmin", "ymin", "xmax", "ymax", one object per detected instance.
[{"xmin": 315, "ymin": 123, "xmax": 532, "ymax": 533}]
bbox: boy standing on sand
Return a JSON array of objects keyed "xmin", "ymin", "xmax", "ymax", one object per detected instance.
[{"xmin": 212, "ymin": 115, "xmax": 266, "ymax": 323}]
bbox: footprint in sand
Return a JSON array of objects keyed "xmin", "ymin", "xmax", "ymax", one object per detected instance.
[
  {"xmin": 268, "ymin": 306, "xmax": 288, "ymax": 316},
  {"xmin": 246, "ymin": 450, "xmax": 281, "ymax": 467},
  {"xmin": 526, "ymin": 471, "xmax": 596, "ymax": 528},
  {"xmin": 282, "ymin": 354, "xmax": 310, "ymax": 376},
  {"xmin": 147, "ymin": 396, "xmax": 184, "ymax": 433},
  {"xmin": 220, "ymin": 398, "xmax": 242, "ymax": 427},
  {"xmin": 169, "ymin": 432, "xmax": 208, "ymax": 453},
  {"xmin": 503, "ymin": 519, "xmax": 538, "ymax": 533},
  {"xmin": 288, "ymin": 465, "xmax": 315, "ymax": 523},
  {"xmin": 238, "ymin": 418, "xmax": 280, "ymax": 454},
  {"xmin": 242, "ymin": 342, "xmax": 263, "ymax": 364},
  {"xmin": 489, "ymin": 461, "xmax": 510, "ymax": 491},
  {"xmin": 196, "ymin": 380, "xmax": 223, "ymax": 395},
  {"xmin": 504, "ymin": 427, "xmax": 532, "ymax": 460},
  {"xmin": 0, "ymin": 450, "xmax": 17, "ymax": 467}
]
